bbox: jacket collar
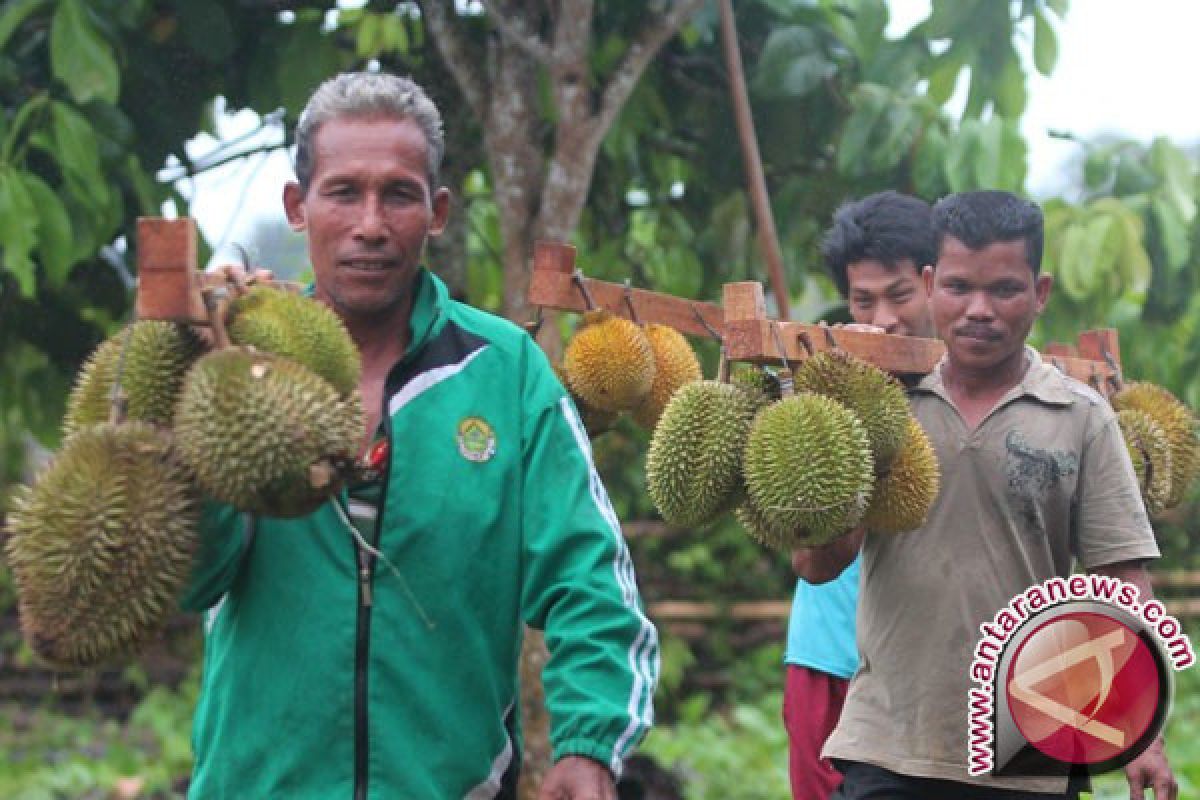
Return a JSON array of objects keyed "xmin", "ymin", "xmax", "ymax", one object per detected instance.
[{"xmin": 303, "ymin": 266, "xmax": 449, "ymax": 364}]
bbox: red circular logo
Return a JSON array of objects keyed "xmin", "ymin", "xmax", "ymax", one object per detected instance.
[{"xmin": 1006, "ymin": 611, "xmax": 1161, "ymax": 766}]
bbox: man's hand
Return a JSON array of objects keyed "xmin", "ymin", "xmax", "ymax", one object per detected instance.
[
  {"xmin": 791, "ymin": 527, "xmax": 864, "ymax": 584},
  {"xmin": 537, "ymin": 755, "xmax": 616, "ymax": 800},
  {"xmin": 1124, "ymin": 736, "xmax": 1177, "ymax": 800}
]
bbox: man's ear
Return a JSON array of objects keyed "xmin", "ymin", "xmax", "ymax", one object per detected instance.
[
  {"xmin": 283, "ymin": 182, "xmax": 307, "ymax": 231},
  {"xmin": 1034, "ymin": 272, "xmax": 1053, "ymax": 313},
  {"xmin": 429, "ymin": 187, "xmax": 451, "ymax": 238}
]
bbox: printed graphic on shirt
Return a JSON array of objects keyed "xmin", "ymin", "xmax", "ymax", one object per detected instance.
[
  {"xmin": 457, "ymin": 416, "xmax": 497, "ymax": 462},
  {"xmin": 1005, "ymin": 430, "xmax": 1078, "ymax": 530}
]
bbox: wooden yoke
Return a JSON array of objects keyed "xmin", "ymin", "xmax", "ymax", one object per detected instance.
[
  {"xmin": 722, "ymin": 282, "xmax": 943, "ymax": 374},
  {"xmin": 527, "ymin": 240, "xmax": 725, "ymax": 340},
  {"xmin": 135, "ymin": 218, "xmax": 205, "ymax": 323},
  {"xmin": 723, "ymin": 280, "xmax": 1122, "ymax": 396}
]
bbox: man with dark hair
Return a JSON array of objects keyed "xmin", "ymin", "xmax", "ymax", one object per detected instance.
[
  {"xmin": 795, "ymin": 190, "xmax": 1176, "ymax": 799},
  {"xmin": 784, "ymin": 191, "xmax": 936, "ymax": 799},
  {"xmin": 182, "ymin": 72, "xmax": 658, "ymax": 800}
]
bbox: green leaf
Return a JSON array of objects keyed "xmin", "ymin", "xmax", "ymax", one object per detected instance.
[
  {"xmin": 943, "ymin": 121, "xmax": 980, "ymax": 192},
  {"xmin": 50, "ymin": 0, "xmax": 119, "ymax": 105},
  {"xmin": 836, "ymin": 85, "xmax": 889, "ymax": 176},
  {"xmin": 1032, "ymin": 9, "xmax": 1058, "ymax": 75},
  {"xmin": 993, "ymin": 50, "xmax": 1027, "ymax": 119},
  {"xmin": 276, "ymin": 16, "xmax": 344, "ymax": 118},
  {"xmin": 48, "ymin": 102, "xmax": 103, "ymax": 188},
  {"xmin": 974, "ymin": 118, "xmax": 1026, "ymax": 192},
  {"xmin": 1045, "ymin": 0, "xmax": 1069, "ymax": 17},
  {"xmin": 21, "ymin": 173, "xmax": 74, "ymax": 287},
  {"xmin": 1152, "ymin": 195, "xmax": 1190, "ymax": 272},
  {"xmin": 920, "ymin": 0, "xmax": 981, "ymax": 39},
  {"xmin": 926, "ymin": 50, "xmax": 964, "ymax": 105},
  {"xmin": 853, "ymin": 0, "xmax": 888, "ymax": 59},
  {"xmin": 1083, "ymin": 149, "xmax": 1114, "ymax": 191},
  {"xmin": 912, "ymin": 123, "xmax": 949, "ymax": 198},
  {"xmin": 0, "ymin": 0, "xmax": 47, "ymax": 53},
  {"xmin": 754, "ymin": 27, "xmax": 833, "ymax": 98},
  {"xmin": 0, "ymin": 168, "xmax": 39, "ymax": 296}
]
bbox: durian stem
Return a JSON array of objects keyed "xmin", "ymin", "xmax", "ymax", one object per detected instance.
[
  {"xmin": 201, "ymin": 289, "xmax": 232, "ymax": 349},
  {"xmin": 622, "ymin": 281, "xmax": 642, "ymax": 325},
  {"xmin": 107, "ymin": 323, "xmax": 134, "ymax": 425},
  {"xmin": 571, "ymin": 269, "xmax": 597, "ymax": 311}
]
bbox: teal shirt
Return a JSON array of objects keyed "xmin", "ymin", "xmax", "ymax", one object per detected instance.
[{"xmin": 784, "ymin": 554, "xmax": 860, "ymax": 680}]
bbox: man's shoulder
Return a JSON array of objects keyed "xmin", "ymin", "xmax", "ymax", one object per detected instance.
[{"xmin": 443, "ymin": 297, "xmax": 537, "ymax": 354}]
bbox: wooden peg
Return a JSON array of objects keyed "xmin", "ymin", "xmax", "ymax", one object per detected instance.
[
  {"xmin": 722, "ymin": 282, "xmax": 767, "ymax": 322},
  {"xmin": 135, "ymin": 217, "xmax": 205, "ymax": 322}
]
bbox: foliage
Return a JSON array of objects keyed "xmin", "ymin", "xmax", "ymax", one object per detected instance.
[
  {"xmin": 640, "ymin": 691, "xmax": 791, "ymax": 800},
  {"xmin": 0, "ymin": 673, "xmax": 197, "ymax": 798}
]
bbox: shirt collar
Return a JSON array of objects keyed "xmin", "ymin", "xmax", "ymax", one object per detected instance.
[{"xmin": 915, "ymin": 345, "xmax": 1076, "ymax": 407}]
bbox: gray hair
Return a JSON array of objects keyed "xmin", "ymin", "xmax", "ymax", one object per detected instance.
[{"xmin": 293, "ymin": 72, "xmax": 445, "ymax": 191}]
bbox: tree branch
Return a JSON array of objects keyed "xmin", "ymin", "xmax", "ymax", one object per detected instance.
[
  {"xmin": 417, "ymin": 1, "xmax": 487, "ymax": 120},
  {"xmin": 594, "ymin": 0, "xmax": 704, "ymax": 136},
  {"xmin": 480, "ymin": 0, "xmax": 553, "ymax": 65}
]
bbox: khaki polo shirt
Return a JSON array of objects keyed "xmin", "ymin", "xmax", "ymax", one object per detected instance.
[{"xmin": 823, "ymin": 347, "xmax": 1160, "ymax": 793}]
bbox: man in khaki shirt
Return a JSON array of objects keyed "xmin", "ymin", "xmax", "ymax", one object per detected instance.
[{"xmin": 794, "ymin": 190, "xmax": 1177, "ymax": 800}]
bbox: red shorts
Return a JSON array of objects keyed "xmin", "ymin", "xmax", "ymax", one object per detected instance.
[{"xmin": 783, "ymin": 664, "xmax": 849, "ymax": 800}]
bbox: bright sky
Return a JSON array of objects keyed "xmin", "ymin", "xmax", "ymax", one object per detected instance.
[{"xmin": 177, "ymin": 1, "xmax": 1200, "ymax": 262}]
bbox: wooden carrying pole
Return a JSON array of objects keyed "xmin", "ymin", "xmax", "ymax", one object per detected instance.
[{"xmin": 717, "ymin": 0, "xmax": 791, "ymax": 321}]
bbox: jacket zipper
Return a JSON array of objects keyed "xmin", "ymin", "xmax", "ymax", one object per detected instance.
[{"xmin": 353, "ymin": 422, "xmax": 390, "ymax": 800}]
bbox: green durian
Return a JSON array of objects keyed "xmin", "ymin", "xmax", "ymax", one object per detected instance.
[
  {"xmin": 5, "ymin": 422, "xmax": 200, "ymax": 669},
  {"xmin": 646, "ymin": 380, "xmax": 758, "ymax": 528},
  {"xmin": 1117, "ymin": 408, "xmax": 1173, "ymax": 517},
  {"xmin": 1112, "ymin": 382, "xmax": 1199, "ymax": 508},
  {"xmin": 862, "ymin": 416, "xmax": 940, "ymax": 535},
  {"xmin": 742, "ymin": 392, "xmax": 874, "ymax": 547},
  {"xmin": 174, "ymin": 348, "xmax": 364, "ymax": 517},
  {"xmin": 225, "ymin": 286, "xmax": 361, "ymax": 397},
  {"xmin": 731, "ymin": 365, "xmax": 782, "ymax": 410},
  {"xmin": 63, "ymin": 321, "xmax": 206, "ymax": 437},
  {"xmin": 795, "ymin": 351, "xmax": 909, "ymax": 473}
]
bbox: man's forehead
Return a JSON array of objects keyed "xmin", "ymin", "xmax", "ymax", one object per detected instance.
[{"xmin": 847, "ymin": 258, "xmax": 922, "ymax": 290}]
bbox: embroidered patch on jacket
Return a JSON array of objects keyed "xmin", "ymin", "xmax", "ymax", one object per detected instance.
[
  {"xmin": 457, "ymin": 416, "xmax": 497, "ymax": 462},
  {"xmin": 1005, "ymin": 429, "xmax": 1078, "ymax": 531}
]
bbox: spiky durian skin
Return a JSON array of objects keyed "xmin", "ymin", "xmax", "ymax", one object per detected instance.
[
  {"xmin": 563, "ymin": 311, "xmax": 656, "ymax": 413},
  {"xmin": 632, "ymin": 325, "xmax": 703, "ymax": 429},
  {"xmin": 736, "ymin": 495, "xmax": 828, "ymax": 551},
  {"xmin": 1117, "ymin": 409, "xmax": 1173, "ymax": 517},
  {"xmin": 730, "ymin": 366, "xmax": 781, "ymax": 410},
  {"xmin": 795, "ymin": 351, "xmax": 909, "ymax": 473},
  {"xmin": 742, "ymin": 392, "xmax": 874, "ymax": 547},
  {"xmin": 862, "ymin": 416, "xmax": 940, "ymax": 535},
  {"xmin": 63, "ymin": 321, "xmax": 206, "ymax": 437},
  {"xmin": 1112, "ymin": 382, "xmax": 1199, "ymax": 508},
  {"xmin": 554, "ymin": 363, "xmax": 620, "ymax": 438},
  {"xmin": 174, "ymin": 348, "xmax": 364, "ymax": 517},
  {"xmin": 646, "ymin": 380, "xmax": 757, "ymax": 528},
  {"xmin": 4, "ymin": 422, "xmax": 200, "ymax": 669},
  {"xmin": 226, "ymin": 286, "xmax": 361, "ymax": 397}
]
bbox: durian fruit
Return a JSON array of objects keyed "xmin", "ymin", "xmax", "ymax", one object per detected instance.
[
  {"xmin": 225, "ymin": 286, "xmax": 361, "ymax": 397},
  {"xmin": 731, "ymin": 365, "xmax": 782, "ymax": 410},
  {"xmin": 861, "ymin": 416, "xmax": 940, "ymax": 535},
  {"xmin": 1117, "ymin": 409, "xmax": 1173, "ymax": 517},
  {"xmin": 736, "ymin": 495, "xmax": 821, "ymax": 551},
  {"xmin": 174, "ymin": 348, "xmax": 364, "ymax": 517},
  {"xmin": 562, "ymin": 311, "xmax": 655, "ymax": 413},
  {"xmin": 4, "ymin": 422, "xmax": 200, "ymax": 669},
  {"xmin": 63, "ymin": 321, "xmax": 206, "ymax": 437},
  {"xmin": 632, "ymin": 324, "xmax": 702, "ymax": 429},
  {"xmin": 795, "ymin": 351, "xmax": 909, "ymax": 474},
  {"xmin": 554, "ymin": 363, "xmax": 620, "ymax": 438},
  {"xmin": 1112, "ymin": 382, "xmax": 1199, "ymax": 508},
  {"xmin": 646, "ymin": 380, "xmax": 758, "ymax": 528},
  {"xmin": 742, "ymin": 392, "xmax": 874, "ymax": 548}
]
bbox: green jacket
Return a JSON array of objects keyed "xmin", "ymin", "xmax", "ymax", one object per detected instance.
[{"xmin": 182, "ymin": 269, "xmax": 659, "ymax": 799}]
